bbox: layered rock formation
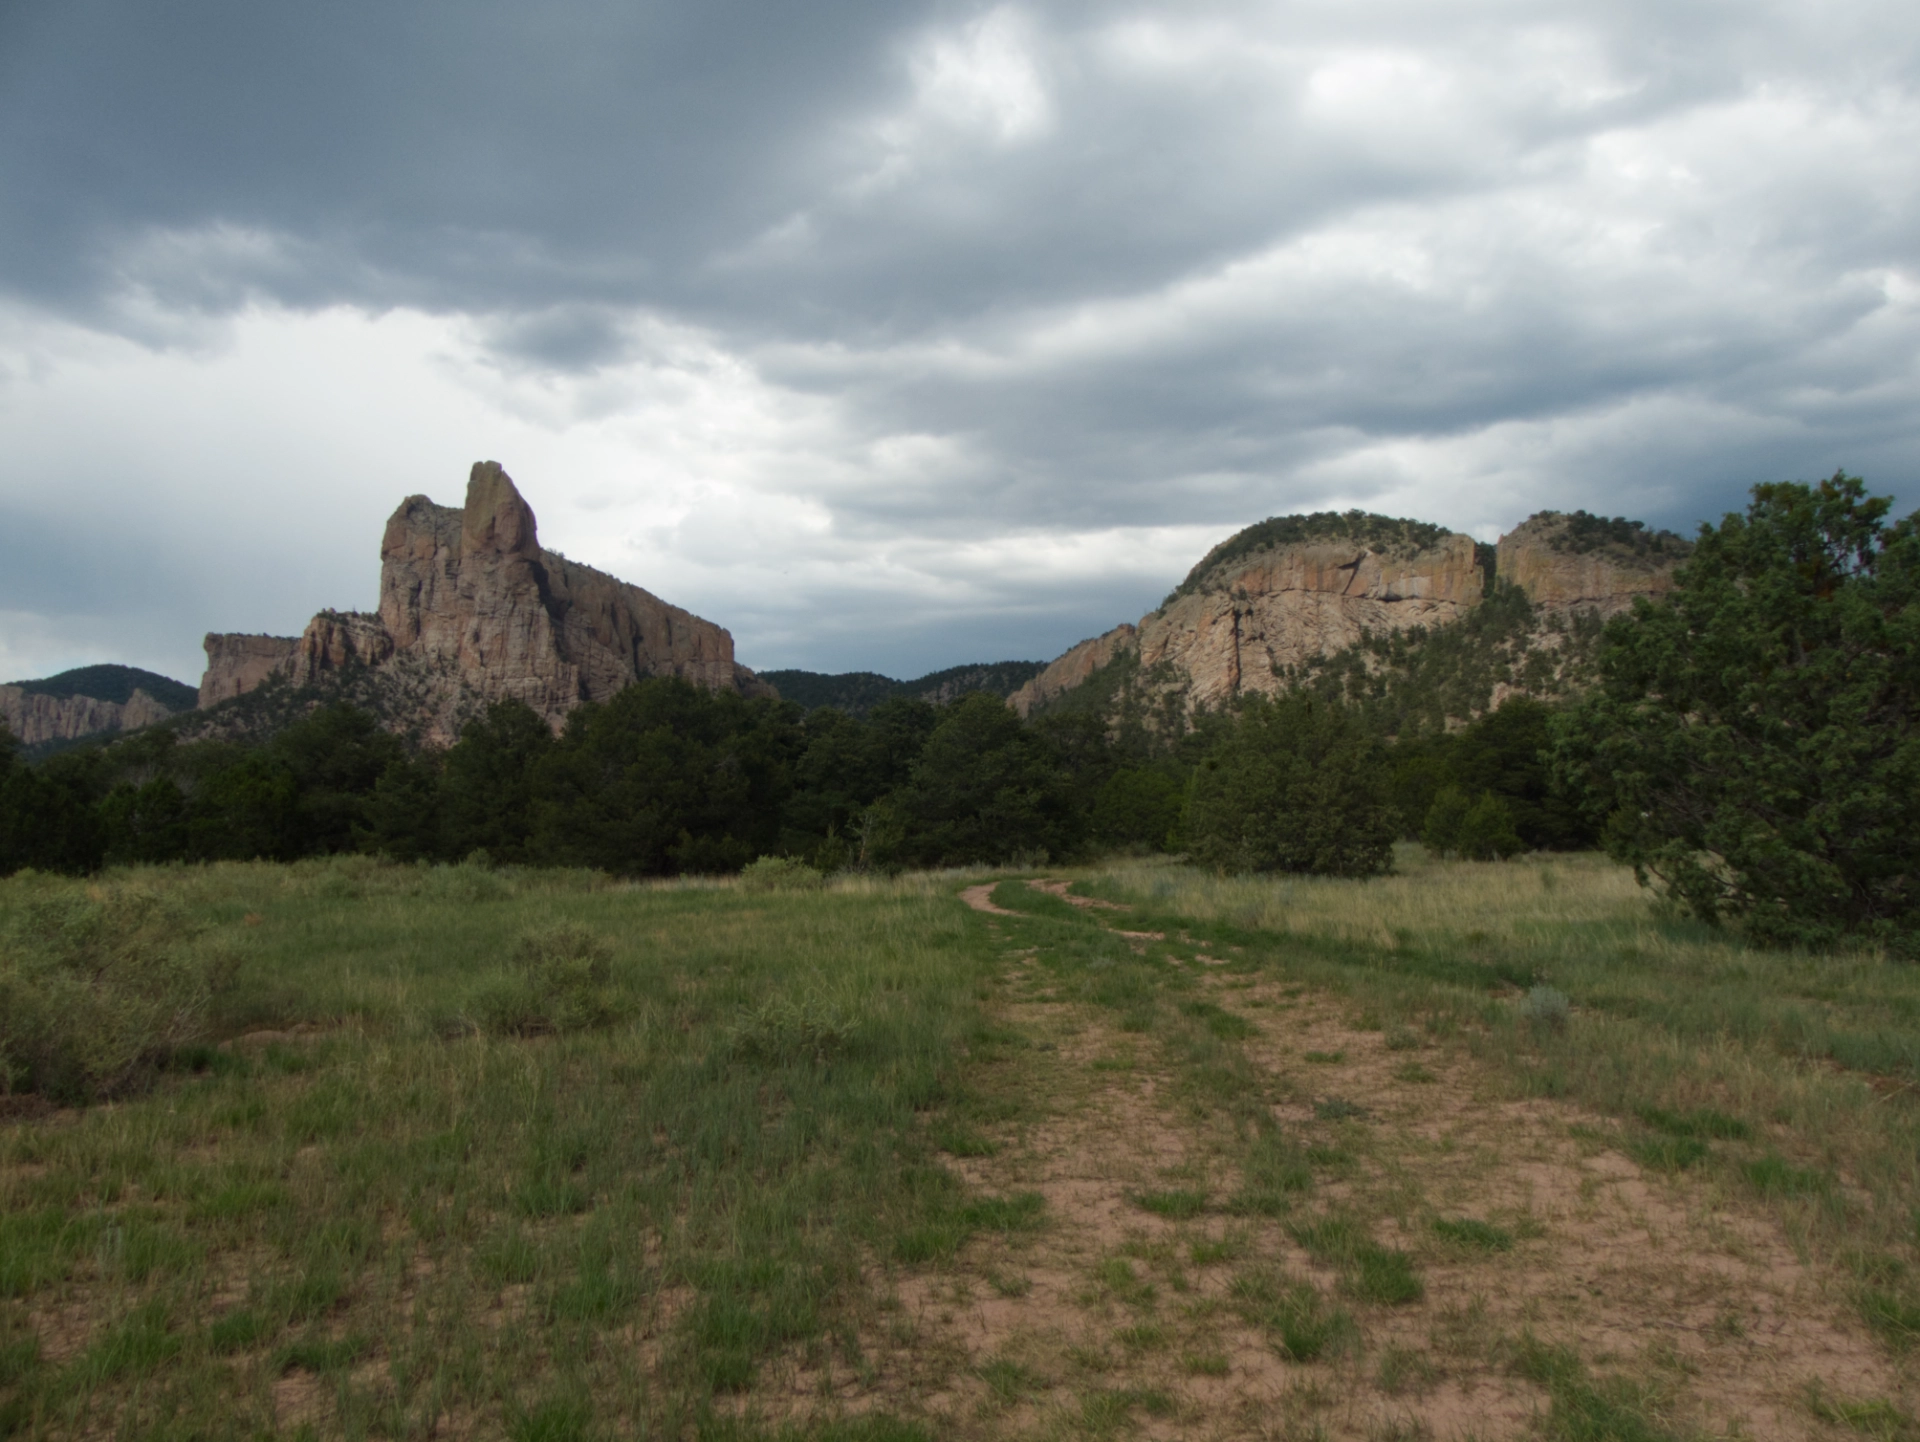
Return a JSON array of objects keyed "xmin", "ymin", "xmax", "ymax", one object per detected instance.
[
  {"xmin": 1137, "ymin": 532, "xmax": 1486, "ymax": 711},
  {"xmin": 200, "ymin": 635, "xmax": 299, "ymax": 707},
  {"xmin": 1496, "ymin": 511, "xmax": 1689, "ymax": 617},
  {"xmin": 199, "ymin": 462, "xmax": 769, "ymax": 744},
  {"xmin": 1009, "ymin": 625, "xmax": 1138, "ymax": 717},
  {"xmin": 1013, "ymin": 520, "xmax": 1486, "ymax": 716},
  {"xmin": 0, "ymin": 685, "xmax": 178, "ymax": 748},
  {"xmin": 1017, "ymin": 507, "xmax": 1688, "ymax": 719}
]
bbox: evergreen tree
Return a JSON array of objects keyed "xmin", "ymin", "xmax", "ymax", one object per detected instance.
[
  {"xmin": 1186, "ymin": 693, "xmax": 1397, "ymax": 877},
  {"xmin": 881, "ymin": 692, "xmax": 1075, "ymax": 867},
  {"xmin": 530, "ymin": 679, "xmax": 802, "ymax": 875},
  {"xmin": 1557, "ymin": 474, "xmax": 1919, "ymax": 953},
  {"xmin": 1091, "ymin": 767, "xmax": 1184, "ymax": 852},
  {"xmin": 1455, "ymin": 793, "xmax": 1525, "ymax": 860},
  {"xmin": 437, "ymin": 699, "xmax": 556, "ymax": 862},
  {"xmin": 1421, "ymin": 785, "xmax": 1471, "ymax": 857}
]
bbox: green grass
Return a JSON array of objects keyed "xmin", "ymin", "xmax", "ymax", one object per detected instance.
[
  {"xmin": 1635, "ymin": 1106, "xmax": 1751, "ymax": 1140},
  {"xmin": 0, "ymin": 860, "xmax": 1018, "ymax": 1434},
  {"xmin": 1132, "ymin": 1189, "xmax": 1208, "ymax": 1220},
  {"xmin": 1744, "ymin": 1153, "xmax": 1831, "ymax": 1198},
  {"xmin": 1229, "ymin": 1266, "xmax": 1352, "ymax": 1360},
  {"xmin": 1626, "ymin": 1136, "xmax": 1711, "ymax": 1172},
  {"xmin": 13, "ymin": 845, "xmax": 1920, "ymax": 1431},
  {"xmin": 1509, "ymin": 1334, "xmax": 1681, "ymax": 1442},
  {"xmin": 1431, "ymin": 1217, "xmax": 1514, "ymax": 1253}
]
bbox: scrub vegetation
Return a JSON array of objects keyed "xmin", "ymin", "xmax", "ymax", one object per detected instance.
[{"xmin": 3, "ymin": 848, "xmax": 1920, "ymax": 1439}]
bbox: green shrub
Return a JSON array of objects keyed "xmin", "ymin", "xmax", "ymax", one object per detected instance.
[
  {"xmin": 738, "ymin": 856, "xmax": 826, "ymax": 892},
  {"xmin": 0, "ymin": 881, "xmax": 240, "ymax": 1100},
  {"xmin": 727, "ymin": 996, "xmax": 861, "ymax": 1065},
  {"xmin": 1457, "ymin": 793, "xmax": 1526, "ymax": 860},
  {"xmin": 1426, "ymin": 788, "xmax": 1525, "ymax": 860},
  {"xmin": 470, "ymin": 922, "xmax": 619, "ymax": 1036},
  {"xmin": 1422, "ymin": 786, "xmax": 1472, "ymax": 857},
  {"xmin": 1187, "ymin": 693, "xmax": 1399, "ymax": 878}
]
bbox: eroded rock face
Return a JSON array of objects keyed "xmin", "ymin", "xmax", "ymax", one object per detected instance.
[
  {"xmin": 200, "ymin": 635, "xmax": 301, "ymax": 708},
  {"xmin": 1496, "ymin": 513, "xmax": 1686, "ymax": 617},
  {"xmin": 0, "ymin": 687, "xmax": 178, "ymax": 748},
  {"xmin": 1009, "ymin": 625, "xmax": 1139, "ymax": 718},
  {"xmin": 1125, "ymin": 533, "xmax": 1486, "ymax": 712},
  {"xmin": 200, "ymin": 462, "xmax": 767, "ymax": 743}
]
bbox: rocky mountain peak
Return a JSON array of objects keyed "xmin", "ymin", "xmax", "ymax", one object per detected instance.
[
  {"xmin": 460, "ymin": 460, "xmax": 541, "ymax": 561},
  {"xmin": 200, "ymin": 462, "xmax": 769, "ymax": 745}
]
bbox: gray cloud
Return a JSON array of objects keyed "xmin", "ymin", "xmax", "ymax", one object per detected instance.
[{"xmin": 1, "ymin": 0, "xmax": 1917, "ymax": 683}]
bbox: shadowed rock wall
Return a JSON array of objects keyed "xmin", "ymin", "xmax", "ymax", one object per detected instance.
[{"xmin": 200, "ymin": 462, "xmax": 768, "ymax": 744}]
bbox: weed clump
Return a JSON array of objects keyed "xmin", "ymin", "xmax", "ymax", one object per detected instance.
[
  {"xmin": 470, "ymin": 922, "xmax": 619, "ymax": 1037},
  {"xmin": 1230, "ymin": 1265, "xmax": 1352, "ymax": 1359},
  {"xmin": 738, "ymin": 855, "xmax": 827, "ymax": 892},
  {"xmin": 0, "ymin": 880, "xmax": 241, "ymax": 1100},
  {"xmin": 1290, "ymin": 1214, "xmax": 1425, "ymax": 1304},
  {"xmin": 728, "ymin": 996, "xmax": 860, "ymax": 1064},
  {"xmin": 1523, "ymin": 984, "xmax": 1571, "ymax": 1033}
]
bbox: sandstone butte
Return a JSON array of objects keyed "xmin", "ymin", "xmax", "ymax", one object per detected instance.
[
  {"xmin": 1008, "ymin": 510, "xmax": 1685, "ymax": 718},
  {"xmin": 0, "ymin": 686, "xmax": 178, "ymax": 749},
  {"xmin": 199, "ymin": 462, "xmax": 770, "ymax": 746}
]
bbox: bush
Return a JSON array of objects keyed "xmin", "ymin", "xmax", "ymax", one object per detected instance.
[
  {"xmin": 727, "ymin": 996, "xmax": 862, "ymax": 1065},
  {"xmin": 1456, "ymin": 793, "xmax": 1525, "ymax": 860},
  {"xmin": 879, "ymin": 693, "xmax": 1076, "ymax": 868},
  {"xmin": 0, "ymin": 881, "xmax": 239, "ymax": 1099},
  {"xmin": 738, "ymin": 856, "xmax": 825, "ymax": 892},
  {"xmin": 470, "ymin": 923, "xmax": 619, "ymax": 1037},
  {"xmin": 1425, "ymin": 787, "xmax": 1525, "ymax": 860},
  {"xmin": 1186, "ymin": 693, "xmax": 1398, "ymax": 877}
]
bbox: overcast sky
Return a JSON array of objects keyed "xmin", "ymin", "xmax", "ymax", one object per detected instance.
[{"xmin": 2, "ymin": 0, "xmax": 1916, "ymax": 686}]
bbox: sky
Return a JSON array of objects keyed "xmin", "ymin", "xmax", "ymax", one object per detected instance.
[{"xmin": 2, "ymin": 0, "xmax": 1917, "ymax": 687}]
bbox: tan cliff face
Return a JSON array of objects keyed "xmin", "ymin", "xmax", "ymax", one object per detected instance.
[
  {"xmin": 0, "ymin": 687, "xmax": 179, "ymax": 748},
  {"xmin": 200, "ymin": 462, "xmax": 768, "ymax": 744},
  {"xmin": 1139, "ymin": 535, "xmax": 1486, "ymax": 710},
  {"xmin": 1017, "ymin": 508, "xmax": 1694, "ymax": 719},
  {"xmin": 1009, "ymin": 625, "xmax": 1139, "ymax": 718},
  {"xmin": 200, "ymin": 634, "xmax": 299, "ymax": 708},
  {"xmin": 1495, "ymin": 512, "xmax": 1687, "ymax": 617}
]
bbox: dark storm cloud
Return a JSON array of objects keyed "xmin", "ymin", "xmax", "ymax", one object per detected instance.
[
  {"xmin": 2, "ymin": 0, "xmax": 1918, "ymax": 679},
  {"xmin": 0, "ymin": 0, "xmax": 924, "ymax": 315}
]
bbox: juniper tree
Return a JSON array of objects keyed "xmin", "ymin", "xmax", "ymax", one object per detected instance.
[{"xmin": 1556, "ymin": 474, "xmax": 1919, "ymax": 954}]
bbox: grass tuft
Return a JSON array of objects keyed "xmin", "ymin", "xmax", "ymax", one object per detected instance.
[
  {"xmin": 1132, "ymin": 1189, "xmax": 1208, "ymax": 1220},
  {"xmin": 1432, "ymin": 1217, "xmax": 1514, "ymax": 1253},
  {"xmin": 1636, "ymin": 1106, "xmax": 1750, "ymax": 1140},
  {"xmin": 1230, "ymin": 1266, "xmax": 1352, "ymax": 1360}
]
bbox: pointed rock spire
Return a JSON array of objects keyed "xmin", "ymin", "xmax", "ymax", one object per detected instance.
[{"xmin": 461, "ymin": 461, "xmax": 540, "ymax": 560}]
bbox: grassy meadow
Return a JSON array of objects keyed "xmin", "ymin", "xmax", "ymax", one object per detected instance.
[{"xmin": 3, "ymin": 849, "xmax": 1920, "ymax": 1440}]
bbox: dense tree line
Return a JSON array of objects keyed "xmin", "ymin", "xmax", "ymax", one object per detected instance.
[
  {"xmin": 0, "ymin": 664, "xmax": 1587, "ymax": 881},
  {"xmin": 6, "ymin": 475, "xmax": 1906, "ymax": 957}
]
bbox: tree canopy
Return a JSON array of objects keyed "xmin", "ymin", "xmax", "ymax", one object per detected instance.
[{"xmin": 1557, "ymin": 474, "xmax": 1919, "ymax": 954}]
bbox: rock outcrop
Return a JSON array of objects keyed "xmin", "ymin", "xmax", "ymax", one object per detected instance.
[
  {"xmin": 1014, "ymin": 516, "xmax": 1487, "ymax": 717},
  {"xmin": 0, "ymin": 686, "xmax": 178, "ymax": 748},
  {"xmin": 1495, "ymin": 512, "xmax": 1689, "ymax": 617},
  {"xmin": 1009, "ymin": 625, "xmax": 1138, "ymax": 718},
  {"xmin": 1017, "ymin": 507, "xmax": 1692, "ymax": 720},
  {"xmin": 1137, "ymin": 533, "xmax": 1486, "ymax": 711},
  {"xmin": 200, "ymin": 635, "xmax": 300, "ymax": 708},
  {"xmin": 199, "ymin": 462, "xmax": 769, "ymax": 744}
]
